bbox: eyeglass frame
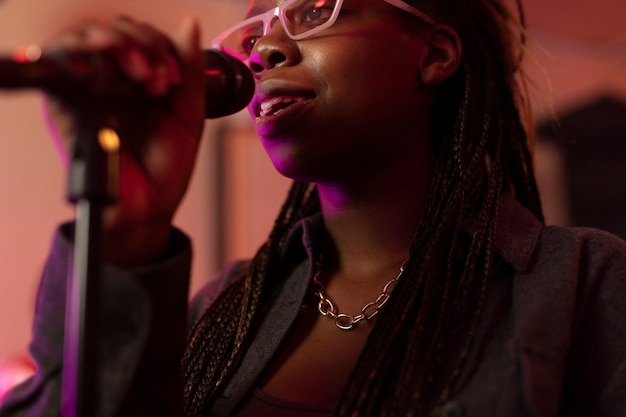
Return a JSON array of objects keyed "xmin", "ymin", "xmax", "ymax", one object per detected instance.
[{"xmin": 210, "ymin": 0, "xmax": 436, "ymax": 61}]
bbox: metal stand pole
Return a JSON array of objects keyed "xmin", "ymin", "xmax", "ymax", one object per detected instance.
[{"xmin": 61, "ymin": 122, "xmax": 119, "ymax": 417}]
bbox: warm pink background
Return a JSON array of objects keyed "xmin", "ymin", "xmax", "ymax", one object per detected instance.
[{"xmin": 0, "ymin": 0, "xmax": 624, "ymax": 368}]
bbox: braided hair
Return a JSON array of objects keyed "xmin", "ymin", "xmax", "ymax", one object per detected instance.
[{"xmin": 183, "ymin": 0, "xmax": 543, "ymax": 415}]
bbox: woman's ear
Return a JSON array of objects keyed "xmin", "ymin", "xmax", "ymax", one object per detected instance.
[{"xmin": 419, "ymin": 25, "xmax": 461, "ymax": 85}]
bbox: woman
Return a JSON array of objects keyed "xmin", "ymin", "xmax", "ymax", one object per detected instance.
[{"xmin": 1, "ymin": 0, "xmax": 625, "ymax": 416}]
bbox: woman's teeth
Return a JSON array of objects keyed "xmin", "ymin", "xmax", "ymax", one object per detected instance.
[{"xmin": 259, "ymin": 97, "xmax": 299, "ymax": 117}]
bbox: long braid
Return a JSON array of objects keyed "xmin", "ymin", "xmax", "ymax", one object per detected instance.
[
  {"xmin": 335, "ymin": 0, "xmax": 542, "ymax": 415},
  {"xmin": 182, "ymin": 181, "xmax": 319, "ymax": 415}
]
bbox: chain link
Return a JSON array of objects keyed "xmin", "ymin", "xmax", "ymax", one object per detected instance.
[{"xmin": 311, "ymin": 261, "xmax": 407, "ymax": 330}]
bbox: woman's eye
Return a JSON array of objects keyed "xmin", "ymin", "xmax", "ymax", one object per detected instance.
[
  {"xmin": 305, "ymin": 6, "xmax": 332, "ymax": 23},
  {"xmin": 298, "ymin": 0, "xmax": 335, "ymax": 25},
  {"xmin": 241, "ymin": 35, "xmax": 260, "ymax": 56}
]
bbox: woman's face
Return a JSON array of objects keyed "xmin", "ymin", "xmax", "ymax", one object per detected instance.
[{"xmin": 245, "ymin": 0, "xmax": 436, "ymax": 185}]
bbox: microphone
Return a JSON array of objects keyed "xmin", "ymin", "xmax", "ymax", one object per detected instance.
[{"xmin": 0, "ymin": 46, "xmax": 254, "ymax": 119}]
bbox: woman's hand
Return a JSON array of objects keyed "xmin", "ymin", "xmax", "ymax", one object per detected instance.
[{"xmin": 43, "ymin": 15, "xmax": 206, "ymax": 266}]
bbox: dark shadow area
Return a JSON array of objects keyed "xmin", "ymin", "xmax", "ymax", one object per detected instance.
[{"xmin": 537, "ymin": 96, "xmax": 626, "ymax": 240}]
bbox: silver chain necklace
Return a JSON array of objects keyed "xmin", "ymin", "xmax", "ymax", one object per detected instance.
[{"xmin": 311, "ymin": 260, "xmax": 407, "ymax": 331}]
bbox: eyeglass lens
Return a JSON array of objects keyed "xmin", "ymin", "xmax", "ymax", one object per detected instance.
[{"xmin": 219, "ymin": 0, "xmax": 340, "ymax": 59}]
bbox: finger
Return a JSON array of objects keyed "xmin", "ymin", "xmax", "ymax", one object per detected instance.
[
  {"xmin": 174, "ymin": 15, "xmax": 203, "ymax": 84},
  {"xmin": 42, "ymin": 19, "xmax": 154, "ymax": 88},
  {"xmin": 111, "ymin": 16, "xmax": 182, "ymax": 83},
  {"xmin": 44, "ymin": 19, "xmax": 113, "ymax": 51},
  {"xmin": 46, "ymin": 17, "xmax": 178, "ymax": 96},
  {"xmin": 171, "ymin": 16, "xmax": 205, "ymax": 130},
  {"xmin": 109, "ymin": 16, "xmax": 181, "ymax": 94}
]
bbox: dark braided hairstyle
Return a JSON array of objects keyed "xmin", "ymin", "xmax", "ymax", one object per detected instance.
[{"xmin": 183, "ymin": 0, "xmax": 543, "ymax": 415}]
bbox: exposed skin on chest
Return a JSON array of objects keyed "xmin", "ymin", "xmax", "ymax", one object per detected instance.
[
  {"xmin": 258, "ymin": 261, "xmax": 406, "ymax": 405},
  {"xmin": 259, "ymin": 298, "xmax": 375, "ymax": 406}
]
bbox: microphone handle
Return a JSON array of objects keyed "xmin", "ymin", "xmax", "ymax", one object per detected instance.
[
  {"xmin": 0, "ymin": 50, "xmax": 136, "ymax": 94},
  {"xmin": 0, "ymin": 49, "xmax": 254, "ymax": 119},
  {"xmin": 202, "ymin": 49, "xmax": 254, "ymax": 119}
]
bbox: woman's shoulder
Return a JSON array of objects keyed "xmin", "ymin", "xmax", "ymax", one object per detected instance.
[
  {"xmin": 495, "ymin": 192, "xmax": 626, "ymax": 276},
  {"xmin": 495, "ymin": 199, "xmax": 626, "ymax": 415},
  {"xmin": 531, "ymin": 226, "xmax": 626, "ymax": 415},
  {"xmin": 537, "ymin": 223, "xmax": 626, "ymax": 276},
  {"xmin": 543, "ymin": 222, "xmax": 626, "ymax": 250}
]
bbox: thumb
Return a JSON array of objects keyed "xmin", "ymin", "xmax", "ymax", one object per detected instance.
[
  {"xmin": 172, "ymin": 16, "xmax": 205, "ymax": 132},
  {"xmin": 175, "ymin": 15, "xmax": 202, "ymax": 70}
]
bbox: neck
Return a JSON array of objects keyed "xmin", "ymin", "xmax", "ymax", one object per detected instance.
[{"xmin": 315, "ymin": 151, "xmax": 433, "ymax": 282}]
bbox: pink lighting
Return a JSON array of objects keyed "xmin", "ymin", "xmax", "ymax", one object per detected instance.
[{"xmin": 0, "ymin": 354, "xmax": 36, "ymax": 404}]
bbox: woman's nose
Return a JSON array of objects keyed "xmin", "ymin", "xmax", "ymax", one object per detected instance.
[{"xmin": 248, "ymin": 19, "xmax": 301, "ymax": 76}]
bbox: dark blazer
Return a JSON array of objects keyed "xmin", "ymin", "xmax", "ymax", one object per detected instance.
[{"xmin": 2, "ymin": 194, "xmax": 626, "ymax": 417}]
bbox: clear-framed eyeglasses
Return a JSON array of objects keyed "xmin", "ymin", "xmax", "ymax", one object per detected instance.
[{"xmin": 211, "ymin": 0, "xmax": 436, "ymax": 62}]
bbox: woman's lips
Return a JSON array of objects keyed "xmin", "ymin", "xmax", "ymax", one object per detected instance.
[
  {"xmin": 258, "ymin": 96, "xmax": 304, "ymax": 117},
  {"xmin": 252, "ymin": 95, "xmax": 315, "ymax": 136}
]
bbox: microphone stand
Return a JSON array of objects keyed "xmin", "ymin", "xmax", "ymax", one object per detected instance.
[
  {"xmin": 0, "ymin": 46, "xmax": 253, "ymax": 417},
  {"xmin": 61, "ymin": 120, "xmax": 119, "ymax": 417}
]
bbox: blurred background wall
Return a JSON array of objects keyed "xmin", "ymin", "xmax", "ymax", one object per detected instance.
[
  {"xmin": 0, "ymin": 0, "xmax": 624, "ymax": 382},
  {"xmin": 0, "ymin": 0, "xmax": 267, "ymax": 371}
]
